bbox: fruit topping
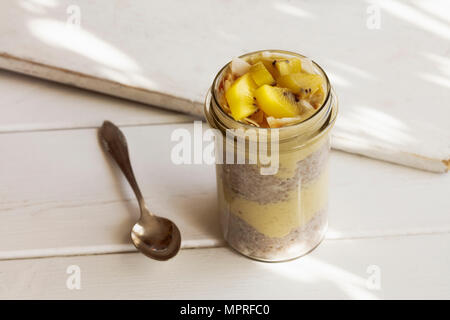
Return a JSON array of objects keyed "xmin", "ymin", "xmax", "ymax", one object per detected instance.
[
  {"xmin": 225, "ymin": 73, "xmax": 258, "ymax": 120},
  {"xmin": 273, "ymin": 58, "xmax": 302, "ymax": 76},
  {"xmin": 266, "ymin": 116, "xmax": 303, "ymax": 128},
  {"xmin": 219, "ymin": 52, "xmax": 326, "ymax": 127},
  {"xmin": 277, "ymin": 73, "xmax": 323, "ymax": 96},
  {"xmin": 249, "ymin": 62, "xmax": 276, "ymax": 87},
  {"xmin": 254, "ymin": 85, "xmax": 301, "ymax": 118},
  {"xmin": 231, "ymin": 57, "xmax": 251, "ymax": 77}
]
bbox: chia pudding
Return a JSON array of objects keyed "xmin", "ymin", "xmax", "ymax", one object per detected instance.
[{"xmin": 204, "ymin": 50, "xmax": 338, "ymax": 261}]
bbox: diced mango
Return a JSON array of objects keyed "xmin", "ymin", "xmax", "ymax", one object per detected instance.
[
  {"xmin": 254, "ymin": 85, "xmax": 301, "ymax": 118},
  {"xmin": 225, "ymin": 73, "xmax": 258, "ymax": 120},
  {"xmin": 274, "ymin": 58, "xmax": 302, "ymax": 76},
  {"xmin": 249, "ymin": 62, "xmax": 276, "ymax": 87},
  {"xmin": 277, "ymin": 73, "xmax": 323, "ymax": 96}
]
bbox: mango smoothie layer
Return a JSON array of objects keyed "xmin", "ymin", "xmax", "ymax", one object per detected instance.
[
  {"xmin": 220, "ymin": 136, "xmax": 329, "ymax": 204},
  {"xmin": 218, "ymin": 136, "xmax": 330, "ymax": 238},
  {"xmin": 227, "ymin": 167, "xmax": 328, "ymax": 238}
]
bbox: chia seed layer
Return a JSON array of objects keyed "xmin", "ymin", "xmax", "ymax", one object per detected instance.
[
  {"xmin": 225, "ymin": 208, "xmax": 327, "ymax": 261},
  {"xmin": 219, "ymin": 139, "xmax": 329, "ymax": 204}
]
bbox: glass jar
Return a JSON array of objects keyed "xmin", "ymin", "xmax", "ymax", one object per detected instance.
[{"xmin": 204, "ymin": 50, "xmax": 338, "ymax": 262}]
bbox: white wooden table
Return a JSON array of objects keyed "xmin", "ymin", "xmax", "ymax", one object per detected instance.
[{"xmin": 0, "ymin": 69, "xmax": 449, "ymax": 300}]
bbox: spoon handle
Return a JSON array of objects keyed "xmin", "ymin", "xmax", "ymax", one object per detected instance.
[{"xmin": 99, "ymin": 121, "xmax": 148, "ymax": 212}]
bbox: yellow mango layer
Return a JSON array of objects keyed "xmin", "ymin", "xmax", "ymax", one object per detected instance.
[{"xmin": 227, "ymin": 166, "xmax": 328, "ymax": 238}]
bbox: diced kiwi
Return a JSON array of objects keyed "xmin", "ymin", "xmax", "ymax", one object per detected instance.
[
  {"xmin": 273, "ymin": 58, "xmax": 302, "ymax": 76},
  {"xmin": 225, "ymin": 73, "xmax": 258, "ymax": 120},
  {"xmin": 277, "ymin": 73, "xmax": 323, "ymax": 96},
  {"xmin": 249, "ymin": 62, "xmax": 276, "ymax": 87},
  {"xmin": 248, "ymin": 55, "xmax": 279, "ymax": 78},
  {"xmin": 254, "ymin": 85, "xmax": 302, "ymax": 118}
]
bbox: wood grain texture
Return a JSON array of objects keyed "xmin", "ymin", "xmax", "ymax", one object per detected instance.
[
  {"xmin": 1, "ymin": 234, "xmax": 449, "ymax": 299},
  {"xmin": 0, "ymin": 0, "xmax": 449, "ymax": 171},
  {"xmin": 0, "ymin": 123, "xmax": 449, "ymax": 260}
]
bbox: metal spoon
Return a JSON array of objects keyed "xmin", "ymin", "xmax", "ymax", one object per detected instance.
[{"xmin": 99, "ymin": 121, "xmax": 181, "ymax": 261}]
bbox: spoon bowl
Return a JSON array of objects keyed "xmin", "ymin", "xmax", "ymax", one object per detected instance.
[{"xmin": 131, "ymin": 216, "xmax": 181, "ymax": 260}]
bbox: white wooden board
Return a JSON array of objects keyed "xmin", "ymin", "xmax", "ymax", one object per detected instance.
[
  {"xmin": 1, "ymin": 234, "xmax": 449, "ymax": 299},
  {"xmin": 1, "ymin": 123, "xmax": 449, "ymax": 260},
  {"xmin": 0, "ymin": 0, "xmax": 449, "ymax": 172},
  {"xmin": 0, "ymin": 69, "xmax": 194, "ymax": 133}
]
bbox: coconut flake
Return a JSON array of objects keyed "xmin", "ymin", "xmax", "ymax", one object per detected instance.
[
  {"xmin": 243, "ymin": 117, "xmax": 260, "ymax": 127},
  {"xmin": 301, "ymin": 58, "xmax": 316, "ymax": 74},
  {"xmin": 266, "ymin": 116, "xmax": 303, "ymax": 128},
  {"xmin": 231, "ymin": 57, "xmax": 251, "ymax": 77},
  {"xmin": 300, "ymin": 99, "xmax": 314, "ymax": 111}
]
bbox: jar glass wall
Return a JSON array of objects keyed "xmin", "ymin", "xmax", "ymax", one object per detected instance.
[{"xmin": 205, "ymin": 50, "xmax": 338, "ymax": 261}]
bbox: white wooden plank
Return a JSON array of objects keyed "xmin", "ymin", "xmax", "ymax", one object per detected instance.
[
  {"xmin": 328, "ymin": 151, "xmax": 450, "ymax": 239},
  {"xmin": 0, "ymin": 124, "xmax": 220, "ymax": 259},
  {"xmin": 0, "ymin": 123, "xmax": 449, "ymax": 259},
  {"xmin": 0, "ymin": 53, "xmax": 204, "ymax": 119},
  {"xmin": 0, "ymin": 0, "xmax": 449, "ymax": 171},
  {"xmin": 1, "ymin": 234, "xmax": 449, "ymax": 299},
  {"xmin": 0, "ymin": 69, "xmax": 194, "ymax": 133}
]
